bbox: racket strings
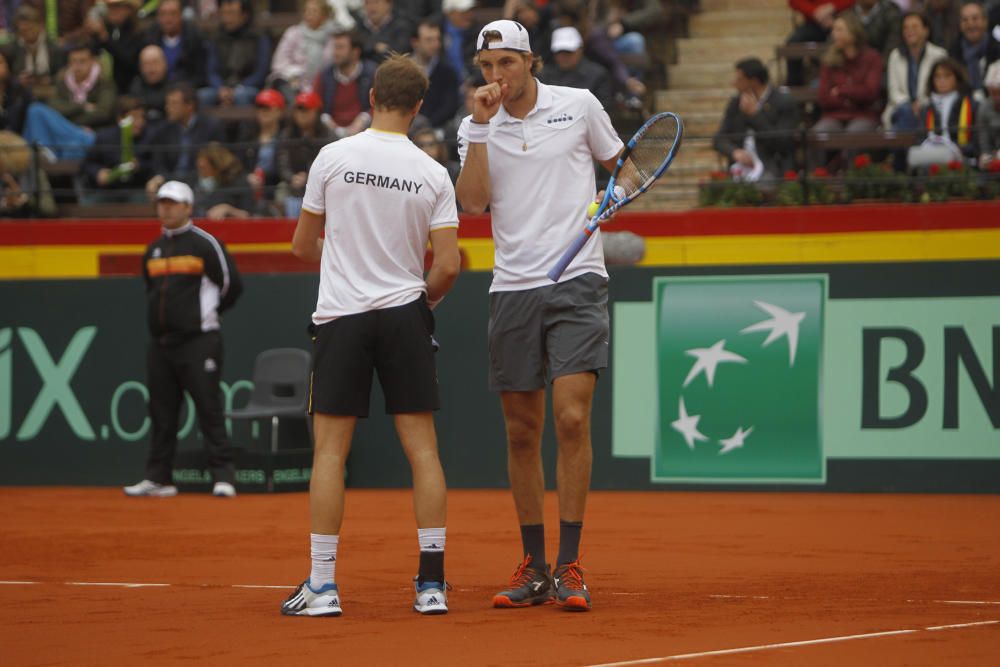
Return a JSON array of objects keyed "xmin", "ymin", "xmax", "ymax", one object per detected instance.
[{"xmin": 617, "ymin": 118, "xmax": 680, "ymax": 197}]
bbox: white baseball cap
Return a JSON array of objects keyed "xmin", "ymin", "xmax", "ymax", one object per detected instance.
[
  {"xmin": 551, "ymin": 26, "xmax": 583, "ymax": 53},
  {"xmin": 156, "ymin": 180, "xmax": 194, "ymax": 204},
  {"xmin": 477, "ymin": 19, "xmax": 532, "ymax": 53},
  {"xmin": 442, "ymin": 0, "xmax": 475, "ymax": 12}
]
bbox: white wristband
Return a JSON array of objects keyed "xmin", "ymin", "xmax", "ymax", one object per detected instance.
[{"xmin": 466, "ymin": 121, "xmax": 490, "ymax": 144}]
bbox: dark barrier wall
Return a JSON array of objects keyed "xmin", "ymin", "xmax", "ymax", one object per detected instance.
[{"xmin": 3, "ymin": 262, "xmax": 999, "ymax": 491}]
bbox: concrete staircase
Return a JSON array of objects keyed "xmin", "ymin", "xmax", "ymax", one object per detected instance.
[{"xmin": 637, "ymin": 0, "xmax": 793, "ymax": 210}]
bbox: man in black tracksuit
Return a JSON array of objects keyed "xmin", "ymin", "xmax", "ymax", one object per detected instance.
[{"xmin": 124, "ymin": 180, "xmax": 243, "ymax": 498}]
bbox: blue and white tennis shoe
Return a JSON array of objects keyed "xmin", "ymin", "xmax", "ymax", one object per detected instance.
[{"xmin": 280, "ymin": 581, "xmax": 342, "ymax": 617}]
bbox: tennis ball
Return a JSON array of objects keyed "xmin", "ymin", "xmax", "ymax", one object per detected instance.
[{"xmin": 587, "ymin": 201, "xmax": 600, "ymax": 218}]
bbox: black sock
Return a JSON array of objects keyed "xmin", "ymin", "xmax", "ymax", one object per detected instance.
[
  {"xmin": 556, "ymin": 520, "xmax": 583, "ymax": 567},
  {"xmin": 418, "ymin": 551, "xmax": 445, "ymax": 585},
  {"xmin": 520, "ymin": 523, "xmax": 546, "ymax": 571}
]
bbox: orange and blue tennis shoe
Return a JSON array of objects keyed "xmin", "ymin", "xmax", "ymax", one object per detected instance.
[
  {"xmin": 553, "ymin": 559, "xmax": 591, "ymax": 611},
  {"xmin": 492, "ymin": 555, "xmax": 554, "ymax": 608}
]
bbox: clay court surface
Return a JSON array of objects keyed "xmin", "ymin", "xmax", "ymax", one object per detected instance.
[{"xmin": 1, "ymin": 488, "xmax": 998, "ymax": 666}]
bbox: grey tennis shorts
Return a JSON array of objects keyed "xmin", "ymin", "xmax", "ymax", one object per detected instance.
[{"xmin": 488, "ymin": 272, "xmax": 609, "ymax": 391}]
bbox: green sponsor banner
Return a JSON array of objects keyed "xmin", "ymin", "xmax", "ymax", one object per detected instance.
[
  {"xmin": 653, "ymin": 276, "xmax": 826, "ymax": 483},
  {"xmin": 612, "ymin": 303, "xmax": 656, "ymax": 458},
  {"xmin": 825, "ymin": 297, "xmax": 1000, "ymax": 458},
  {"xmin": 4, "ymin": 268, "xmax": 996, "ymax": 490},
  {"xmin": 615, "ymin": 280, "xmax": 1000, "ymax": 482}
]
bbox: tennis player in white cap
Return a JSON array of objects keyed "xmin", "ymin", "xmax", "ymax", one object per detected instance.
[{"xmin": 455, "ymin": 19, "xmax": 624, "ymax": 611}]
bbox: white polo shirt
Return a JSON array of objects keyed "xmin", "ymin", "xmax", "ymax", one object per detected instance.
[
  {"xmin": 457, "ymin": 80, "xmax": 623, "ymax": 292},
  {"xmin": 303, "ymin": 129, "xmax": 459, "ymax": 322}
]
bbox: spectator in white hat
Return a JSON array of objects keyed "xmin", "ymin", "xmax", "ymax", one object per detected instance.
[
  {"xmin": 552, "ymin": 0, "xmax": 646, "ymax": 109},
  {"xmin": 540, "ymin": 26, "xmax": 612, "ymax": 109},
  {"xmin": 124, "ymin": 179, "xmax": 243, "ymax": 499},
  {"xmin": 442, "ymin": 0, "xmax": 480, "ymax": 80}
]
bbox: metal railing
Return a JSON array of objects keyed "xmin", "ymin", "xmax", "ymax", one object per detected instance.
[{"xmin": 3, "ymin": 128, "xmax": 999, "ymax": 219}]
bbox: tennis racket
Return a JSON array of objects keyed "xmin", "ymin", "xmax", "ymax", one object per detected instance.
[{"xmin": 546, "ymin": 111, "xmax": 683, "ymax": 281}]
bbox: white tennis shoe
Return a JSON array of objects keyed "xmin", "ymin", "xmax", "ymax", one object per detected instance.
[
  {"xmin": 212, "ymin": 482, "xmax": 236, "ymax": 497},
  {"xmin": 281, "ymin": 581, "xmax": 342, "ymax": 617},
  {"xmin": 413, "ymin": 578, "xmax": 449, "ymax": 615},
  {"xmin": 123, "ymin": 480, "xmax": 178, "ymax": 497}
]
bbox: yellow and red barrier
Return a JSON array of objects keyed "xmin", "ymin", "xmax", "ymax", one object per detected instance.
[{"xmin": 2, "ymin": 202, "xmax": 999, "ymax": 280}]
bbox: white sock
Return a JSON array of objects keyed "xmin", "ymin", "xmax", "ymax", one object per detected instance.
[
  {"xmin": 418, "ymin": 527, "xmax": 446, "ymax": 552},
  {"xmin": 309, "ymin": 533, "xmax": 338, "ymax": 589}
]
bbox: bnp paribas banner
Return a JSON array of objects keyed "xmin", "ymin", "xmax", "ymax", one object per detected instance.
[{"xmin": 613, "ymin": 274, "xmax": 1000, "ymax": 485}]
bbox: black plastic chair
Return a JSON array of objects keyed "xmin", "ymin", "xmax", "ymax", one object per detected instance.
[{"xmin": 226, "ymin": 348, "xmax": 312, "ymax": 489}]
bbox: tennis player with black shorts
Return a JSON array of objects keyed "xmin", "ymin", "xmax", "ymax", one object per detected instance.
[
  {"xmin": 280, "ymin": 54, "xmax": 461, "ymax": 617},
  {"xmin": 455, "ymin": 20, "xmax": 624, "ymax": 611}
]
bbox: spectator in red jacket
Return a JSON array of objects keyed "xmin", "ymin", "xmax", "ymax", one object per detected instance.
[
  {"xmin": 812, "ymin": 12, "xmax": 884, "ymax": 165},
  {"xmin": 815, "ymin": 13, "xmax": 883, "ymax": 126},
  {"xmin": 785, "ymin": 0, "xmax": 856, "ymax": 86}
]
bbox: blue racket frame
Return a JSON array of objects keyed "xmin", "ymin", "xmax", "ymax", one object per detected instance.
[{"xmin": 546, "ymin": 111, "xmax": 684, "ymax": 281}]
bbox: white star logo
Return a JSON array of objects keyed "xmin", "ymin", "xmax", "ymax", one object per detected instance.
[
  {"xmin": 718, "ymin": 426, "xmax": 753, "ymax": 455},
  {"xmin": 740, "ymin": 301, "xmax": 806, "ymax": 366},
  {"xmin": 682, "ymin": 339, "xmax": 747, "ymax": 388},
  {"xmin": 671, "ymin": 398, "xmax": 708, "ymax": 449}
]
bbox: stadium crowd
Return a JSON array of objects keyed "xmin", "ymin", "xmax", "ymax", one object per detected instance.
[
  {"xmin": 1, "ymin": 0, "xmax": 998, "ymax": 216},
  {"xmin": 0, "ymin": 0, "xmax": 698, "ymax": 217},
  {"xmin": 715, "ymin": 0, "xmax": 1000, "ymax": 182}
]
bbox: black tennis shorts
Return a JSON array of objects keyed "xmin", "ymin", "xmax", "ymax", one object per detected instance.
[{"xmin": 309, "ymin": 296, "xmax": 439, "ymax": 417}]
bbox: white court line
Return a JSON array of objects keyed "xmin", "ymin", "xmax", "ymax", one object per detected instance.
[
  {"xmin": 927, "ymin": 620, "xmax": 1000, "ymax": 631},
  {"xmin": 0, "ymin": 581, "xmax": 39, "ymax": 585},
  {"xmin": 68, "ymin": 582, "xmax": 171, "ymax": 588},
  {"xmin": 232, "ymin": 584, "xmax": 295, "ymax": 589},
  {"xmin": 584, "ymin": 621, "xmax": 1000, "ymax": 667},
  {"xmin": 937, "ymin": 600, "xmax": 1000, "ymax": 606}
]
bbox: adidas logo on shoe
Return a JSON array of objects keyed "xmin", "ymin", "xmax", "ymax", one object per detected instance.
[
  {"xmin": 413, "ymin": 577, "xmax": 449, "ymax": 615},
  {"xmin": 280, "ymin": 581, "xmax": 342, "ymax": 617}
]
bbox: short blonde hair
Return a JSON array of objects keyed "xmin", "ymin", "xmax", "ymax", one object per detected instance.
[{"xmin": 373, "ymin": 54, "xmax": 429, "ymax": 112}]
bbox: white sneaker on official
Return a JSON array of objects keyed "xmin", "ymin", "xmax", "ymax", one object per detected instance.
[
  {"xmin": 413, "ymin": 577, "xmax": 449, "ymax": 615},
  {"xmin": 280, "ymin": 580, "xmax": 342, "ymax": 617},
  {"xmin": 212, "ymin": 482, "xmax": 236, "ymax": 497},
  {"xmin": 123, "ymin": 480, "xmax": 178, "ymax": 497}
]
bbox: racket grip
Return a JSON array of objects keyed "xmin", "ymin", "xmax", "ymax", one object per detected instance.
[{"xmin": 547, "ymin": 228, "xmax": 594, "ymax": 281}]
